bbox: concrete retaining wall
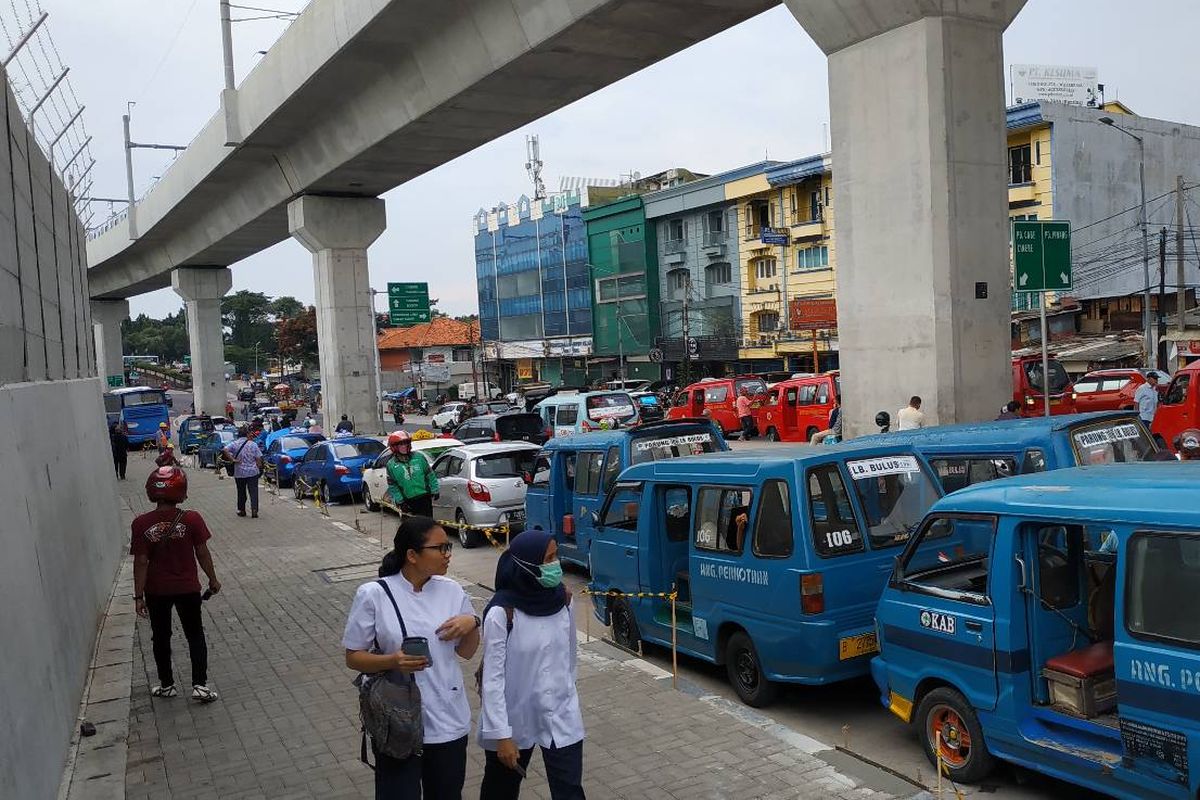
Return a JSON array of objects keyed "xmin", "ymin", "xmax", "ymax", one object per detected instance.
[{"xmin": 0, "ymin": 72, "xmax": 123, "ymax": 800}]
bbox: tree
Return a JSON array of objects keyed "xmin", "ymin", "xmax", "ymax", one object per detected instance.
[
  {"xmin": 278, "ymin": 306, "xmax": 320, "ymax": 368},
  {"xmin": 221, "ymin": 290, "xmax": 273, "ymax": 350},
  {"xmin": 270, "ymin": 295, "xmax": 305, "ymax": 320},
  {"xmin": 122, "ymin": 308, "xmax": 189, "ymax": 363}
]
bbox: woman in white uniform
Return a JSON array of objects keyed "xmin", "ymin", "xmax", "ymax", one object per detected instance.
[
  {"xmin": 343, "ymin": 517, "xmax": 482, "ymax": 799},
  {"xmin": 478, "ymin": 529, "xmax": 585, "ymax": 799}
]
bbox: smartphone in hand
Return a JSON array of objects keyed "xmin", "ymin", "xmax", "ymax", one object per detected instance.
[{"xmin": 401, "ymin": 636, "xmax": 430, "ymax": 659}]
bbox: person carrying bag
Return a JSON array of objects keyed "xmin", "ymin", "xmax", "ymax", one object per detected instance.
[{"xmin": 343, "ymin": 517, "xmax": 482, "ymax": 800}]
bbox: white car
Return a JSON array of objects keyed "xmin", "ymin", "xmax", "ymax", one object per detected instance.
[
  {"xmin": 431, "ymin": 402, "xmax": 467, "ymax": 429},
  {"xmin": 361, "ymin": 437, "xmax": 464, "ymax": 513}
]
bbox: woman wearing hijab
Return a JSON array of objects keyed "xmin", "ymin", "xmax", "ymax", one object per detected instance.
[{"xmin": 478, "ymin": 530, "xmax": 584, "ymax": 800}]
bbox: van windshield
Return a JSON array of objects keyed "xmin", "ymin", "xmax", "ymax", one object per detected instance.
[
  {"xmin": 1069, "ymin": 419, "xmax": 1156, "ymax": 465},
  {"xmin": 586, "ymin": 393, "xmax": 637, "ymax": 422},
  {"xmin": 630, "ymin": 428, "xmax": 721, "ymax": 465},
  {"xmin": 845, "ymin": 455, "xmax": 941, "ymax": 549},
  {"xmin": 734, "ymin": 378, "xmax": 767, "ymax": 396},
  {"xmin": 1024, "ymin": 359, "xmax": 1070, "ymax": 394}
]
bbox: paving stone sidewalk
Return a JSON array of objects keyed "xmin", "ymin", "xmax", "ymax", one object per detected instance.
[{"xmin": 119, "ymin": 465, "xmax": 921, "ymax": 800}]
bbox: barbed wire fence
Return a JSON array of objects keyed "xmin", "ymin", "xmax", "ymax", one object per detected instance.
[{"xmin": 0, "ymin": 0, "xmax": 96, "ymax": 227}]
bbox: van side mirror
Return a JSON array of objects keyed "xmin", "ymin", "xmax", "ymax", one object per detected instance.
[
  {"xmin": 1015, "ymin": 555, "xmax": 1028, "ymax": 591},
  {"xmin": 590, "ymin": 511, "xmax": 601, "ymax": 526}
]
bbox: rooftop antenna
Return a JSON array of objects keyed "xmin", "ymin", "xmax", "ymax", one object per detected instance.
[{"xmin": 525, "ymin": 135, "xmax": 546, "ymax": 200}]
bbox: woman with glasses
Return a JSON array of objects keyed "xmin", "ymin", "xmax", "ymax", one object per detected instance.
[{"xmin": 343, "ymin": 517, "xmax": 481, "ymax": 799}]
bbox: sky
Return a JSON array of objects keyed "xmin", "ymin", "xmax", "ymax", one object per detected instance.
[{"xmin": 46, "ymin": 0, "xmax": 1200, "ymax": 320}]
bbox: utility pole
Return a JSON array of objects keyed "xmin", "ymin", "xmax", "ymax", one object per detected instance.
[
  {"xmin": 1159, "ymin": 227, "xmax": 1168, "ymax": 371},
  {"xmin": 1178, "ymin": 174, "xmax": 1187, "ymax": 342},
  {"xmin": 219, "ymin": 0, "xmax": 236, "ymax": 91},
  {"xmin": 123, "ymin": 110, "xmax": 137, "ymax": 238},
  {"xmin": 681, "ymin": 276, "xmax": 691, "ymax": 385}
]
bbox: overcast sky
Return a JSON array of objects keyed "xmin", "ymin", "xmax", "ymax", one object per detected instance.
[{"xmin": 51, "ymin": 0, "xmax": 1200, "ymax": 319}]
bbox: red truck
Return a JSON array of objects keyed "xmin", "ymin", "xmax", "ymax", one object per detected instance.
[{"xmin": 1012, "ymin": 354, "xmax": 1075, "ymax": 416}]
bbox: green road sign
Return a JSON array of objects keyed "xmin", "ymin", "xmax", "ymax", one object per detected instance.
[
  {"xmin": 387, "ymin": 282, "xmax": 430, "ymax": 325},
  {"xmin": 106, "ymin": 374, "xmax": 124, "ymax": 388},
  {"xmin": 1013, "ymin": 220, "xmax": 1071, "ymax": 292}
]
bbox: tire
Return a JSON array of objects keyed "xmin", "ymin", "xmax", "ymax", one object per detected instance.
[
  {"xmin": 766, "ymin": 427, "xmax": 780, "ymax": 442},
  {"xmin": 805, "ymin": 427, "xmax": 819, "ymax": 442},
  {"xmin": 458, "ymin": 511, "xmax": 482, "ymax": 549},
  {"xmin": 293, "ymin": 479, "xmax": 304, "ymax": 500},
  {"xmin": 725, "ymin": 631, "xmax": 777, "ymax": 707},
  {"xmin": 363, "ymin": 483, "xmax": 380, "ymax": 512},
  {"xmin": 320, "ymin": 482, "xmax": 333, "ymax": 506},
  {"xmin": 609, "ymin": 596, "xmax": 640, "ymax": 652},
  {"xmin": 915, "ymin": 687, "xmax": 995, "ymax": 784}
]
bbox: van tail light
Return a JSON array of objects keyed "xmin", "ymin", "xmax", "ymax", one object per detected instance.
[
  {"xmin": 543, "ymin": 427, "xmax": 554, "ymax": 439},
  {"xmin": 468, "ymin": 480, "xmax": 492, "ymax": 502},
  {"xmin": 334, "ymin": 464, "xmax": 349, "ymax": 476},
  {"xmin": 562, "ymin": 514, "xmax": 575, "ymax": 535},
  {"xmin": 800, "ymin": 572, "xmax": 825, "ymax": 615},
  {"xmin": 1024, "ymin": 396, "xmax": 1035, "ymax": 406},
  {"xmin": 279, "ymin": 455, "xmax": 292, "ymax": 464},
  {"xmin": 493, "ymin": 431, "xmax": 501, "ymax": 442}
]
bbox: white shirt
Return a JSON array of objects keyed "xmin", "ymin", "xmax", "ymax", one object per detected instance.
[
  {"xmin": 342, "ymin": 574, "xmax": 475, "ymax": 744},
  {"xmin": 1134, "ymin": 382, "xmax": 1159, "ymax": 422},
  {"xmin": 478, "ymin": 605, "xmax": 584, "ymax": 750},
  {"xmin": 896, "ymin": 406, "xmax": 926, "ymax": 430}
]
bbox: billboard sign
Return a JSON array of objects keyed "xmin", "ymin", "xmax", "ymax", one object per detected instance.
[
  {"xmin": 760, "ymin": 226, "xmax": 788, "ymax": 246},
  {"xmin": 1011, "ymin": 64, "xmax": 1099, "ymax": 107},
  {"xmin": 789, "ymin": 297, "xmax": 838, "ymax": 329}
]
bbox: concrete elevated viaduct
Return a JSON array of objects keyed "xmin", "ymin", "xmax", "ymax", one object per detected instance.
[{"xmin": 88, "ymin": 0, "xmax": 1027, "ymax": 434}]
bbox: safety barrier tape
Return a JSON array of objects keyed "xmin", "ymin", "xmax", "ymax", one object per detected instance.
[
  {"xmin": 580, "ymin": 587, "xmax": 678, "ymax": 600},
  {"xmin": 387, "ymin": 505, "xmax": 512, "ymax": 548}
]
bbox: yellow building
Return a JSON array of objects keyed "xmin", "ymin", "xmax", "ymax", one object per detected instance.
[{"xmin": 726, "ymin": 155, "xmax": 836, "ymax": 370}]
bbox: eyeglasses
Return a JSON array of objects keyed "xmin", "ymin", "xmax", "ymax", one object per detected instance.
[{"xmin": 418, "ymin": 542, "xmax": 453, "ymax": 555}]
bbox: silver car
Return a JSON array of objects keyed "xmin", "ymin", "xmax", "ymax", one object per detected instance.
[{"xmin": 430, "ymin": 442, "xmax": 540, "ymax": 548}]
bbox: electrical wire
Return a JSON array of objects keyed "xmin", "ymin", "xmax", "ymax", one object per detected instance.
[{"xmin": 135, "ymin": 0, "xmax": 202, "ymax": 103}]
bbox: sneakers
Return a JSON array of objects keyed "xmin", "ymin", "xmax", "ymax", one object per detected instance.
[
  {"xmin": 150, "ymin": 684, "xmax": 177, "ymax": 698},
  {"xmin": 192, "ymin": 685, "xmax": 219, "ymax": 703}
]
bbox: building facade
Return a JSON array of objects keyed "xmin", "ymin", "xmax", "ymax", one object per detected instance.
[
  {"xmin": 377, "ymin": 317, "xmax": 484, "ymax": 398},
  {"xmin": 583, "ymin": 196, "xmax": 661, "ymax": 381}
]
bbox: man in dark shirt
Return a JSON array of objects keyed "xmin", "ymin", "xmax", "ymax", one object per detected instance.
[
  {"xmin": 132, "ymin": 466, "xmax": 222, "ymax": 702},
  {"xmin": 334, "ymin": 414, "xmax": 354, "ymax": 434},
  {"xmin": 109, "ymin": 422, "xmax": 129, "ymax": 479}
]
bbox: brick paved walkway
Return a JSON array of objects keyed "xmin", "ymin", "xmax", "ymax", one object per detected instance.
[{"xmin": 118, "ymin": 464, "xmax": 925, "ymax": 800}]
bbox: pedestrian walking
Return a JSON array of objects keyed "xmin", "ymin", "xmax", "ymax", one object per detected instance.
[
  {"xmin": 110, "ymin": 421, "xmax": 129, "ymax": 479},
  {"xmin": 1134, "ymin": 372, "xmax": 1161, "ymax": 427},
  {"xmin": 225, "ymin": 400, "xmax": 235, "ymax": 419},
  {"xmin": 996, "ymin": 400, "xmax": 1022, "ymax": 421},
  {"xmin": 222, "ymin": 424, "xmax": 264, "ymax": 518},
  {"xmin": 478, "ymin": 530, "xmax": 584, "ymax": 800},
  {"xmin": 386, "ymin": 431, "xmax": 439, "ymax": 517},
  {"xmin": 343, "ymin": 517, "xmax": 481, "ymax": 800},
  {"xmin": 336, "ymin": 414, "xmax": 355, "ymax": 434},
  {"xmin": 735, "ymin": 387, "xmax": 756, "ymax": 440},
  {"xmin": 156, "ymin": 421, "xmax": 172, "ymax": 453},
  {"xmin": 132, "ymin": 466, "xmax": 221, "ymax": 703},
  {"xmin": 896, "ymin": 396, "xmax": 926, "ymax": 430}
]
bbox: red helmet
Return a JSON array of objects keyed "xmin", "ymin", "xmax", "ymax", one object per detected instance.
[
  {"xmin": 146, "ymin": 466, "xmax": 188, "ymax": 504},
  {"xmin": 387, "ymin": 430, "xmax": 412, "ymax": 447}
]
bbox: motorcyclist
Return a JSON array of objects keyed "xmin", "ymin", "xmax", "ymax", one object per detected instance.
[
  {"xmin": 384, "ymin": 430, "xmax": 438, "ymax": 517},
  {"xmin": 1174, "ymin": 428, "xmax": 1200, "ymax": 461}
]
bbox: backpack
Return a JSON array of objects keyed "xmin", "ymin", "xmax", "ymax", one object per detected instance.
[{"xmin": 473, "ymin": 607, "xmax": 514, "ymax": 696}]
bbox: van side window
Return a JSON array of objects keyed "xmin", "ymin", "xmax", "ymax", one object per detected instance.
[
  {"xmin": 662, "ymin": 486, "xmax": 691, "ymax": 542},
  {"xmin": 531, "ymin": 452, "xmax": 551, "ymax": 486},
  {"xmin": 1127, "ymin": 532, "xmax": 1200, "ymax": 647},
  {"xmin": 601, "ymin": 483, "xmax": 643, "ymax": 530},
  {"xmin": 1034, "ymin": 524, "xmax": 1083, "ymax": 609},
  {"xmin": 1164, "ymin": 374, "xmax": 1190, "ymax": 405},
  {"xmin": 765, "ymin": 389, "xmax": 780, "ymax": 407},
  {"xmin": 705, "ymin": 385, "xmax": 729, "ymax": 403},
  {"xmin": 815, "ymin": 383, "xmax": 829, "ymax": 405},
  {"xmin": 694, "ymin": 487, "xmax": 753, "ymax": 553},
  {"xmin": 807, "ymin": 466, "xmax": 864, "ymax": 557},
  {"xmin": 1022, "ymin": 449, "xmax": 1047, "ymax": 473},
  {"xmin": 576, "ymin": 452, "xmax": 604, "ymax": 495},
  {"xmin": 563, "ymin": 453, "xmax": 577, "ymax": 492},
  {"xmin": 929, "ymin": 457, "xmax": 1016, "ymax": 493},
  {"xmin": 798, "ymin": 385, "xmax": 816, "ymax": 405},
  {"xmin": 752, "ymin": 479, "xmax": 793, "ymax": 558},
  {"xmin": 785, "ymin": 388, "xmax": 797, "ymax": 406},
  {"xmin": 897, "ymin": 515, "xmax": 996, "ymax": 600},
  {"xmin": 601, "ymin": 446, "xmax": 621, "ymax": 494},
  {"xmin": 556, "ymin": 404, "xmax": 579, "ymax": 425}
]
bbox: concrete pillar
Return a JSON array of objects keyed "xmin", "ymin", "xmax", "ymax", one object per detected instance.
[
  {"xmin": 172, "ymin": 267, "xmax": 233, "ymax": 416},
  {"xmin": 287, "ymin": 195, "xmax": 385, "ymax": 431},
  {"xmin": 90, "ymin": 299, "xmax": 129, "ymax": 387},
  {"xmin": 786, "ymin": 1, "xmax": 1027, "ymax": 435}
]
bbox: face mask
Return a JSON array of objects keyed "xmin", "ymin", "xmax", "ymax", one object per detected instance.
[{"xmin": 536, "ymin": 560, "xmax": 563, "ymax": 589}]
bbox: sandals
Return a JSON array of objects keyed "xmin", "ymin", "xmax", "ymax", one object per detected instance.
[
  {"xmin": 191, "ymin": 685, "xmax": 220, "ymax": 703},
  {"xmin": 150, "ymin": 684, "xmax": 177, "ymax": 698}
]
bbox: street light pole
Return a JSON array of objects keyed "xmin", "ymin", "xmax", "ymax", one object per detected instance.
[{"xmin": 1099, "ymin": 117, "xmax": 1153, "ymax": 365}]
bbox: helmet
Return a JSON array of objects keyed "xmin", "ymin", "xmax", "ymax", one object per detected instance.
[
  {"xmin": 1177, "ymin": 428, "xmax": 1200, "ymax": 457},
  {"xmin": 387, "ymin": 430, "xmax": 412, "ymax": 447},
  {"xmin": 159, "ymin": 422, "xmax": 169, "ymax": 429},
  {"xmin": 146, "ymin": 466, "xmax": 187, "ymax": 504}
]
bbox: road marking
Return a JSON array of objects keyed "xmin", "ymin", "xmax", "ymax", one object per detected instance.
[{"xmin": 330, "ymin": 521, "xmax": 354, "ymax": 532}]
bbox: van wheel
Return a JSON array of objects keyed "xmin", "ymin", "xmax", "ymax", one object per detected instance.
[
  {"xmin": 726, "ymin": 631, "xmax": 777, "ymax": 707},
  {"xmin": 609, "ymin": 597, "xmax": 640, "ymax": 652},
  {"xmin": 916, "ymin": 687, "xmax": 995, "ymax": 783},
  {"xmin": 766, "ymin": 427, "xmax": 779, "ymax": 442},
  {"xmin": 806, "ymin": 427, "xmax": 819, "ymax": 442}
]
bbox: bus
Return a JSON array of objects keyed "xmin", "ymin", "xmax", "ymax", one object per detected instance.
[{"xmin": 104, "ymin": 387, "xmax": 171, "ymax": 447}]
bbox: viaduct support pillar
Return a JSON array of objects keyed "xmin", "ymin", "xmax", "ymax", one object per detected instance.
[
  {"xmin": 172, "ymin": 267, "xmax": 233, "ymax": 416},
  {"xmin": 786, "ymin": 0, "xmax": 1027, "ymax": 435},
  {"xmin": 288, "ymin": 195, "xmax": 385, "ymax": 432},
  {"xmin": 90, "ymin": 299, "xmax": 129, "ymax": 387}
]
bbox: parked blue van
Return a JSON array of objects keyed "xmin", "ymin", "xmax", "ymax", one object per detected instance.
[
  {"xmin": 532, "ymin": 389, "xmax": 640, "ymax": 437},
  {"xmin": 588, "ymin": 443, "xmax": 948, "ymax": 706},
  {"xmin": 524, "ymin": 419, "xmax": 727, "ymax": 568},
  {"xmin": 872, "ymin": 463, "xmax": 1200, "ymax": 797},
  {"xmin": 854, "ymin": 411, "xmax": 1157, "ymax": 494}
]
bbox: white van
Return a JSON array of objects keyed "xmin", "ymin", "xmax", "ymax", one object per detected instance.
[{"xmin": 457, "ymin": 381, "xmax": 502, "ymax": 400}]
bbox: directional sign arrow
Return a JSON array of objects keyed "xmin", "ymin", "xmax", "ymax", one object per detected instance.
[
  {"xmin": 1060, "ymin": 272, "xmax": 1069, "ymax": 285},
  {"xmin": 1019, "ymin": 273, "xmax": 1028, "ymax": 287}
]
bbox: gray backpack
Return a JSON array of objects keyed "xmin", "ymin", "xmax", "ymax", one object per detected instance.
[{"xmin": 357, "ymin": 579, "xmax": 423, "ymax": 765}]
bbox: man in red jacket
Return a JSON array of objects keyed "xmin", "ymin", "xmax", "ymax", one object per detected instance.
[{"xmin": 132, "ymin": 466, "xmax": 222, "ymax": 702}]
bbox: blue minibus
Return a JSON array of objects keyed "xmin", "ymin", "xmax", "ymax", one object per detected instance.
[
  {"xmin": 103, "ymin": 387, "xmax": 171, "ymax": 447},
  {"xmin": 872, "ymin": 464, "xmax": 1200, "ymax": 798},
  {"xmin": 588, "ymin": 443, "xmax": 947, "ymax": 706}
]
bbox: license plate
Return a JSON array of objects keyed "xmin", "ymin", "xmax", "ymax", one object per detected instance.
[
  {"xmin": 838, "ymin": 632, "xmax": 879, "ymax": 660},
  {"xmin": 507, "ymin": 510, "xmax": 525, "ymax": 522}
]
